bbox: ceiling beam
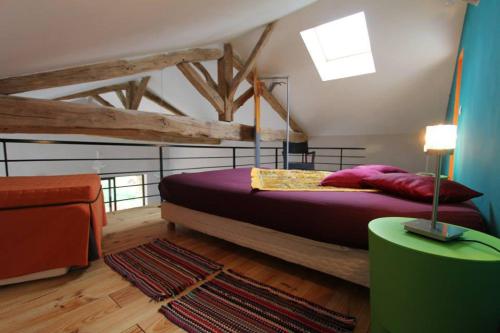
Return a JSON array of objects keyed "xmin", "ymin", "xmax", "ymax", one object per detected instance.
[
  {"xmin": 192, "ymin": 62, "xmax": 218, "ymax": 91},
  {"xmin": 115, "ymin": 89, "xmax": 127, "ymax": 108},
  {"xmin": 0, "ymin": 96, "xmax": 306, "ymax": 143},
  {"xmin": 143, "ymin": 89, "xmax": 187, "ymax": 116},
  {"xmin": 177, "ymin": 62, "xmax": 225, "ymax": 114},
  {"xmin": 0, "ymin": 48, "xmax": 222, "ymax": 95},
  {"xmin": 54, "ymin": 83, "xmax": 128, "ymax": 101},
  {"xmin": 232, "ymin": 53, "xmax": 305, "ymax": 134},
  {"xmin": 130, "ymin": 76, "xmax": 150, "ymax": 110},
  {"xmin": 230, "ymin": 22, "xmax": 275, "ymax": 99},
  {"xmin": 218, "ymin": 43, "xmax": 234, "ymax": 121},
  {"xmin": 232, "ymin": 87, "xmax": 254, "ymax": 113},
  {"xmin": 92, "ymin": 95, "xmax": 113, "ymax": 107}
]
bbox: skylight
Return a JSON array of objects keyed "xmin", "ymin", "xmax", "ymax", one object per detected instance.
[{"xmin": 300, "ymin": 12, "xmax": 376, "ymax": 81}]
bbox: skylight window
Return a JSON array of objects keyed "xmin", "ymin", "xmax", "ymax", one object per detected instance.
[{"xmin": 300, "ymin": 12, "xmax": 375, "ymax": 81}]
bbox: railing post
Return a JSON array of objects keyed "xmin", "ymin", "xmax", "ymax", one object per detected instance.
[
  {"xmin": 112, "ymin": 178, "xmax": 117, "ymax": 211},
  {"xmin": 2, "ymin": 141, "xmax": 8, "ymax": 176},
  {"xmin": 339, "ymin": 148, "xmax": 344, "ymax": 170},
  {"xmin": 141, "ymin": 174, "xmax": 146, "ymax": 206},
  {"xmin": 159, "ymin": 146, "xmax": 164, "ymax": 180},
  {"xmin": 275, "ymin": 148, "xmax": 279, "ymax": 169},
  {"xmin": 232, "ymin": 148, "xmax": 236, "ymax": 169}
]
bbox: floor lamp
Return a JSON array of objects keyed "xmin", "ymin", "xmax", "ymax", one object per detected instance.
[{"xmin": 403, "ymin": 124, "xmax": 467, "ymax": 241}]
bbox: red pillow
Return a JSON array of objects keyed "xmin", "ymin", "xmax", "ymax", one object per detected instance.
[
  {"xmin": 320, "ymin": 168, "xmax": 382, "ymax": 189},
  {"xmin": 362, "ymin": 173, "xmax": 483, "ymax": 203},
  {"xmin": 355, "ymin": 164, "xmax": 408, "ymax": 174}
]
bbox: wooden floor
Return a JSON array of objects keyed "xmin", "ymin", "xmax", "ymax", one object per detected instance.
[{"xmin": 0, "ymin": 206, "xmax": 370, "ymax": 333}]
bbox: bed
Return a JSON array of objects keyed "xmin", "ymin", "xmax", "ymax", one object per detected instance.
[
  {"xmin": 159, "ymin": 168, "xmax": 485, "ymax": 286},
  {"xmin": 0, "ymin": 174, "xmax": 107, "ymax": 285}
]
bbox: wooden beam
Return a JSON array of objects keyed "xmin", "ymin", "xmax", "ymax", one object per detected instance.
[
  {"xmin": 218, "ymin": 44, "xmax": 234, "ymax": 121},
  {"xmin": 0, "ymin": 48, "xmax": 222, "ymax": 95},
  {"xmin": 232, "ymin": 53, "xmax": 305, "ymax": 134},
  {"xmin": 177, "ymin": 62, "xmax": 224, "ymax": 114},
  {"xmin": 126, "ymin": 81, "xmax": 136, "ymax": 109},
  {"xmin": 130, "ymin": 76, "xmax": 150, "ymax": 110},
  {"xmin": 143, "ymin": 89, "xmax": 186, "ymax": 116},
  {"xmin": 0, "ymin": 96, "xmax": 306, "ymax": 143},
  {"xmin": 254, "ymin": 70, "xmax": 262, "ymax": 147},
  {"xmin": 115, "ymin": 90, "xmax": 127, "ymax": 108},
  {"xmin": 192, "ymin": 62, "xmax": 218, "ymax": 91},
  {"xmin": 232, "ymin": 87, "xmax": 254, "ymax": 113},
  {"xmin": 92, "ymin": 95, "xmax": 113, "ymax": 107},
  {"xmin": 54, "ymin": 83, "xmax": 128, "ymax": 101},
  {"xmin": 230, "ymin": 22, "xmax": 275, "ymax": 99}
]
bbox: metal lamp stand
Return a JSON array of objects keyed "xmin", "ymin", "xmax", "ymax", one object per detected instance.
[{"xmin": 403, "ymin": 151, "xmax": 467, "ymax": 241}]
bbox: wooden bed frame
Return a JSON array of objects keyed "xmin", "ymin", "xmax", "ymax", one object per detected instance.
[{"xmin": 161, "ymin": 202, "xmax": 370, "ymax": 287}]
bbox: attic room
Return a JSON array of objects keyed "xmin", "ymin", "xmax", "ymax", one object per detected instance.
[{"xmin": 0, "ymin": 0, "xmax": 498, "ymax": 332}]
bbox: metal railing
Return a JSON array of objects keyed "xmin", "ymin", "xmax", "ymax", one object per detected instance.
[{"xmin": 0, "ymin": 138, "xmax": 366, "ymax": 210}]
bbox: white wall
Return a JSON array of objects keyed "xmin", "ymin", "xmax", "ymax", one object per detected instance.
[{"xmin": 310, "ymin": 132, "xmax": 431, "ymax": 173}]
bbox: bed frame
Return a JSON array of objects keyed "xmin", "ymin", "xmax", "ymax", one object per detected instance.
[{"xmin": 161, "ymin": 202, "xmax": 370, "ymax": 287}]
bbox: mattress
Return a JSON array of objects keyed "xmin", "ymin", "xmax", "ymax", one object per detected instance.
[{"xmin": 159, "ymin": 168, "xmax": 485, "ymax": 249}]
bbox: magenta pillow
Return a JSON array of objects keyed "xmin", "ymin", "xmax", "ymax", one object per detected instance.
[
  {"xmin": 355, "ymin": 164, "xmax": 408, "ymax": 174},
  {"xmin": 320, "ymin": 168, "xmax": 382, "ymax": 189},
  {"xmin": 362, "ymin": 173, "xmax": 483, "ymax": 203}
]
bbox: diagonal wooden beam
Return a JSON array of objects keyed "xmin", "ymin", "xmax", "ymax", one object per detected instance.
[
  {"xmin": 144, "ymin": 89, "xmax": 187, "ymax": 116},
  {"xmin": 232, "ymin": 53, "xmax": 305, "ymax": 134},
  {"xmin": 230, "ymin": 22, "xmax": 275, "ymax": 99},
  {"xmin": 130, "ymin": 76, "xmax": 150, "ymax": 110},
  {"xmin": 192, "ymin": 62, "xmax": 218, "ymax": 91},
  {"xmin": 115, "ymin": 89, "xmax": 127, "ymax": 108},
  {"xmin": 54, "ymin": 83, "xmax": 128, "ymax": 101},
  {"xmin": 232, "ymin": 87, "xmax": 254, "ymax": 114},
  {"xmin": 0, "ymin": 95, "xmax": 307, "ymax": 143},
  {"xmin": 92, "ymin": 95, "xmax": 113, "ymax": 107},
  {"xmin": 0, "ymin": 48, "xmax": 222, "ymax": 95},
  {"xmin": 177, "ymin": 62, "xmax": 224, "ymax": 114}
]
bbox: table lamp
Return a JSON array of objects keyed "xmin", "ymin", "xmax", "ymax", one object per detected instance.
[{"xmin": 403, "ymin": 124, "xmax": 467, "ymax": 241}]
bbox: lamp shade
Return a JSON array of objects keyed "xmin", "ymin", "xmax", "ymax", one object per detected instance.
[{"xmin": 424, "ymin": 124, "xmax": 457, "ymax": 152}]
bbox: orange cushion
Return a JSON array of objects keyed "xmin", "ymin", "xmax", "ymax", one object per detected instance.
[{"xmin": 0, "ymin": 174, "xmax": 101, "ymax": 209}]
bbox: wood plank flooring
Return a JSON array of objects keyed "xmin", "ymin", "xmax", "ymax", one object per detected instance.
[{"xmin": 0, "ymin": 206, "xmax": 370, "ymax": 333}]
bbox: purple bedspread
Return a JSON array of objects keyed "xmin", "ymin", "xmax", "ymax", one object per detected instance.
[{"xmin": 159, "ymin": 168, "xmax": 485, "ymax": 249}]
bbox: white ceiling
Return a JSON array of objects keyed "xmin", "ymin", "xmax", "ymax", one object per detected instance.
[
  {"xmin": 0, "ymin": 0, "xmax": 315, "ymax": 77},
  {"xmin": 231, "ymin": 0, "xmax": 466, "ymax": 136}
]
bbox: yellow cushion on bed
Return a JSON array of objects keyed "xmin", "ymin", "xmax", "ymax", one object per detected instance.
[{"xmin": 250, "ymin": 168, "xmax": 378, "ymax": 192}]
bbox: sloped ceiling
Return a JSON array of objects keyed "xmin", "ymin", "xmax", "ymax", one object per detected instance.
[
  {"xmin": 0, "ymin": 0, "xmax": 315, "ymax": 77},
  {"xmin": 1, "ymin": 0, "xmax": 466, "ymax": 139},
  {"xmin": 231, "ymin": 0, "xmax": 466, "ymax": 136}
]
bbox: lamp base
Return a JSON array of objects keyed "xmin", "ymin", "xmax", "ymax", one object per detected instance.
[{"xmin": 403, "ymin": 219, "xmax": 467, "ymax": 242}]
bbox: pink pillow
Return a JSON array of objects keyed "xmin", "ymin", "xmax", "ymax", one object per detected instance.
[
  {"xmin": 320, "ymin": 168, "xmax": 382, "ymax": 189},
  {"xmin": 362, "ymin": 173, "xmax": 483, "ymax": 203},
  {"xmin": 355, "ymin": 164, "xmax": 408, "ymax": 174}
]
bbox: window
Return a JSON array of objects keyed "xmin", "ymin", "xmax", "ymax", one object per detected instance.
[
  {"xmin": 300, "ymin": 12, "xmax": 375, "ymax": 81},
  {"xmin": 101, "ymin": 175, "xmax": 146, "ymax": 212}
]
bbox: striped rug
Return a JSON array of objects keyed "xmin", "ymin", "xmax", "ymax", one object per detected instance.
[
  {"xmin": 104, "ymin": 239, "xmax": 222, "ymax": 301},
  {"xmin": 160, "ymin": 270, "xmax": 357, "ymax": 333}
]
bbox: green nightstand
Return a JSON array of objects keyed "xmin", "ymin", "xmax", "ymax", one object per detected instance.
[{"xmin": 369, "ymin": 217, "xmax": 500, "ymax": 333}]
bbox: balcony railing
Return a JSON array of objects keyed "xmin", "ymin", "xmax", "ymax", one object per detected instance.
[{"xmin": 0, "ymin": 138, "xmax": 366, "ymax": 211}]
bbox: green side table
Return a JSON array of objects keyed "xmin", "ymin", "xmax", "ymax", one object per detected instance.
[{"xmin": 369, "ymin": 217, "xmax": 500, "ymax": 333}]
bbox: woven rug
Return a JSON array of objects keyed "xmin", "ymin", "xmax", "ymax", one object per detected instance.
[
  {"xmin": 104, "ymin": 239, "xmax": 222, "ymax": 301},
  {"xmin": 251, "ymin": 167, "xmax": 376, "ymax": 192},
  {"xmin": 160, "ymin": 270, "xmax": 356, "ymax": 333}
]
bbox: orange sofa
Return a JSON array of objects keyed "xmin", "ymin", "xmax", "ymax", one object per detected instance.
[{"xmin": 0, "ymin": 174, "xmax": 107, "ymax": 283}]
